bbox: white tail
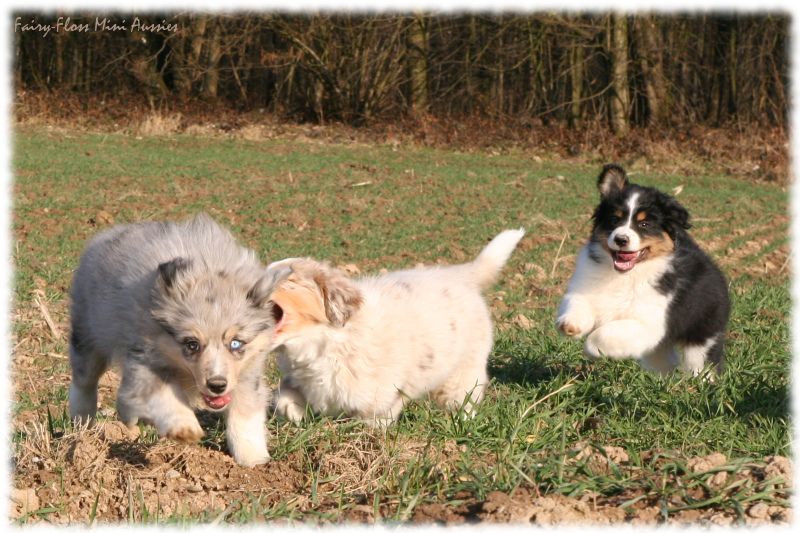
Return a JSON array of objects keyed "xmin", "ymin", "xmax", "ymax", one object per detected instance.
[{"xmin": 471, "ymin": 228, "xmax": 525, "ymax": 288}]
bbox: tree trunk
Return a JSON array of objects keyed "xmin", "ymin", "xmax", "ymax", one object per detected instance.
[
  {"xmin": 466, "ymin": 16, "xmax": 477, "ymax": 111},
  {"xmin": 407, "ymin": 13, "xmax": 429, "ymax": 114},
  {"xmin": 568, "ymin": 43, "xmax": 584, "ymax": 128},
  {"xmin": 636, "ymin": 15, "xmax": 668, "ymax": 126},
  {"xmin": 202, "ymin": 18, "xmax": 222, "ymax": 100},
  {"xmin": 608, "ymin": 13, "xmax": 630, "ymax": 136}
]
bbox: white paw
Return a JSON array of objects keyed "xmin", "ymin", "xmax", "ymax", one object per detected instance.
[
  {"xmin": 274, "ymin": 393, "xmax": 306, "ymax": 424},
  {"xmin": 226, "ymin": 407, "xmax": 270, "ymax": 467},
  {"xmin": 557, "ymin": 318, "xmax": 585, "ymax": 338},
  {"xmin": 156, "ymin": 413, "xmax": 205, "ymax": 443},
  {"xmin": 556, "ymin": 311, "xmax": 594, "ymax": 339},
  {"xmin": 229, "ymin": 439, "xmax": 271, "ymax": 467},
  {"xmin": 584, "ymin": 329, "xmax": 624, "ymax": 359}
]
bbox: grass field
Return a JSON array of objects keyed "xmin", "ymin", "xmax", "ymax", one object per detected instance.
[{"xmin": 8, "ymin": 125, "xmax": 792, "ymax": 525}]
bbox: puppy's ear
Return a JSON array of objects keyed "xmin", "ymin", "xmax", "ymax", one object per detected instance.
[
  {"xmin": 248, "ymin": 265, "xmax": 294, "ymax": 307},
  {"xmin": 597, "ymin": 164, "xmax": 628, "ymax": 197},
  {"xmin": 156, "ymin": 257, "xmax": 193, "ymax": 298},
  {"xmin": 314, "ymin": 266, "xmax": 363, "ymax": 327},
  {"xmin": 663, "ymin": 196, "xmax": 692, "ymax": 238}
]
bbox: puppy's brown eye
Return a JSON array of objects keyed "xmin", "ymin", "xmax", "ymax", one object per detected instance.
[{"xmin": 184, "ymin": 339, "xmax": 200, "ymax": 353}]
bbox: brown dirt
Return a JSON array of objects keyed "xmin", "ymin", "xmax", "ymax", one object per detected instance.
[{"xmin": 9, "ymin": 414, "xmax": 793, "ymax": 526}]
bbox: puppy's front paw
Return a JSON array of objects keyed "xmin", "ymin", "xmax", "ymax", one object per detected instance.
[
  {"xmin": 584, "ymin": 328, "xmax": 635, "ymax": 360},
  {"xmin": 159, "ymin": 415, "xmax": 205, "ymax": 443},
  {"xmin": 557, "ymin": 319, "xmax": 583, "ymax": 338},
  {"xmin": 556, "ymin": 296, "xmax": 594, "ymax": 339},
  {"xmin": 556, "ymin": 313, "xmax": 593, "ymax": 339},
  {"xmin": 230, "ymin": 441, "xmax": 270, "ymax": 468}
]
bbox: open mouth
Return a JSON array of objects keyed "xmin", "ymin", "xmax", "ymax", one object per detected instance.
[
  {"xmin": 612, "ymin": 249, "xmax": 648, "ymax": 272},
  {"xmin": 202, "ymin": 393, "xmax": 232, "ymax": 409}
]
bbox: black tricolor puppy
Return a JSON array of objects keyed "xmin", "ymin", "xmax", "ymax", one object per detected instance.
[{"xmin": 555, "ymin": 164, "xmax": 730, "ymax": 377}]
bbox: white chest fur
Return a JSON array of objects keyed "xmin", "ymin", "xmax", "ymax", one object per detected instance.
[
  {"xmin": 572, "ymin": 245, "xmax": 672, "ymax": 323},
  {"xmin": 557, "ymin": 243, "xmax": 674, "ymax": 360}
]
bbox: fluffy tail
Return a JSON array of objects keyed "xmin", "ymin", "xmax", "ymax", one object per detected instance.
[{"xmin": 471, "ymin": 228, "xmax": 525, "ymax": 289}]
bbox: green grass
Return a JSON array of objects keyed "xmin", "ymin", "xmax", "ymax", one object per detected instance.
[{"xmin": 10, "ymin": 126, "xmax": 791, "ymax": 525}]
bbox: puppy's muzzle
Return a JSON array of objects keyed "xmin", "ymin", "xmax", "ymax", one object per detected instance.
[
  {"xmin": 206, "ymin": 377, "xmax": 228, "ymax": 394},
  {"xmin": 202, "ymin": 377, "xmax": 232, "ymax": 410}
]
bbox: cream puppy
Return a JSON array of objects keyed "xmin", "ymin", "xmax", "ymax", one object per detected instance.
[{"xmin": 267, "ymin": 229, "xmax": 525, "ymax": 425}]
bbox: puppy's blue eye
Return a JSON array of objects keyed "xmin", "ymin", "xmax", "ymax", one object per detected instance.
[{"xmin": 230, "ymin": 339, "xmax": 243, "ymax": 351}]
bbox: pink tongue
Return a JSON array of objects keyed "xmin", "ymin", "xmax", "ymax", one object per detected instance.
[
  {"xmin": 614, "ymin": 251, "xmax": 640, "ymax": 272},
  {"xmin": 203, "ymin": 393, "xmax": 232, "ymax": 409}
]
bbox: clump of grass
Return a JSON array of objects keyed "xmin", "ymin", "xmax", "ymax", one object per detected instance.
[{"xmin": 133, "ymin": 112, "xmax": 183, "ymax": 136}]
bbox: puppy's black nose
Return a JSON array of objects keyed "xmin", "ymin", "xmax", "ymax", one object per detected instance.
[
  {"xmin": 614, "ymin": 234, "xmax": 629, "ymax": 247},
  {"xmin": 207, "ymin": 378, "xmax": 228, "ymax": 394}
]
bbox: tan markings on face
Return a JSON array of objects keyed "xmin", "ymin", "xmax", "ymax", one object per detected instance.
[
  {"xmin": 636, "ymin": 211, "xmax": 647, "ymax": 222},
  {"xmin": 271, "ymin": 278, "xmax": 329, "ymax": 338},
  {"xmin": 615, "ymin": 209, "xmax": 623, "ymax": 219},
  {"xmin": 639, "ymin": 231, "xmax": 675, "ymax": 259},
  {"xmin": 222, "ymin": 328, "xmax": 246, "ymax": 354}
]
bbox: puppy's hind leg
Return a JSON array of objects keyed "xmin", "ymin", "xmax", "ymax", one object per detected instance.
[
  {"xmin": 226, "ymin": 372, "xmax": 271, "ymax": 467},
  {"xmin": 432, "ymin": 364, "xmax": 488, "ymax": 419},
  {"xmin": 640, "ymin": 346, "xmax": 680, "ymax": 376},
  {"xmin": 116, "ymin": 363, "xmax": 204, "ymax": 442},
  {"xmin": 682, "ymin": 334, "xmax": 725, "ymax": 379},
  {"xmin": 68, "ymin": 335, "xmax": 108, "ymax": 426},
  {"xmin": 367, "ymin": 392, "xmax": 408, "ymax": 428}
]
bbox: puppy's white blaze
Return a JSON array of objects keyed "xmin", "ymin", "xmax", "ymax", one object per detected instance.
[
  {"xmin": 208, "ymin": 348, "xmax": 228, "ymax": 383},
  {"xmin": 608, "ymin": 192, "xmax": 641, "ymax": 251}
]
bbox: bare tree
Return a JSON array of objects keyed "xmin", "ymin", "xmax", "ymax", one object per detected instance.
[
  {"xmin": 11, "ymin": 12, "xmax": 789, "ymax": 131},
  {"xmin": 407, "ymin": 13, "xmax": 429, "ymax": 114},
  {"xmin": 608, "ymin": 13, "xmax": 630, "ymax": 136}
]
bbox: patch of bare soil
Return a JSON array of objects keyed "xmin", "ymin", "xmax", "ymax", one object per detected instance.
[
  {"xmin": 9, "ymin": 419, "xmax": 793, "ymax": 526},
  {"xmin": 412, "ymin": 448, "xmax": 794, "ymax": 527},
  {"xmin": 10, "ymin": 420, "xmax": 306, "ymax": 524}
]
